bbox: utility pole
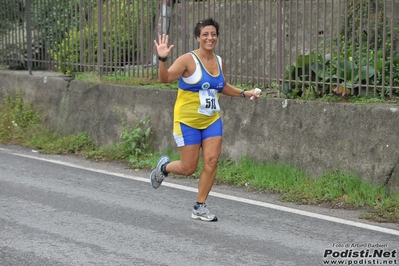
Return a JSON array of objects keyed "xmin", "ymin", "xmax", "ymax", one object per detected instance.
[{"xmin": 153, "ymin": 0, "xmax": 172, "ymax": 65}]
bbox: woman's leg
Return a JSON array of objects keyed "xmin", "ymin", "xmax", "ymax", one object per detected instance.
[
  {"xmin": 196, "ymin": 136, "xmax": 222, "ymax": 203},
  {"xmin": 166, "ymin": 136, "xmax": 222, "ymax": 202},
  {"xmin": 165, "ymin": 144, "xmax": 201, "ymax": 176}
]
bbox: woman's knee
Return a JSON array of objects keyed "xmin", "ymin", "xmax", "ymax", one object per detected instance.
[
  {"xmin": 180, "ymin": 164, "xmax": 197, "ymax": 176},
  {"xmin": 203, "ymin": 153, "xmax": 220, "ymax": 168}
]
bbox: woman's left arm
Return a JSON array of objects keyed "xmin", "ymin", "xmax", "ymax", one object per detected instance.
[
  {"xmin": 221, "ymin": 83, "xmax": 260, "ymax": 99},
  {"xmin": 220, "ymin": 61, "xmax": 260, "ymax": 100}
]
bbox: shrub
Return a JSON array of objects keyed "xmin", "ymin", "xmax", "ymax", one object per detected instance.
[
  {"xmin": 49, "ymin": 0, "xmax": 157, "ymax": 74},
  {"xmin": 282, "ymin": 0, "xmax": 399, "ymax": 99},
  {"xmin": 0, "ymin": 92, "xmax": 41, "ymax": 144}
]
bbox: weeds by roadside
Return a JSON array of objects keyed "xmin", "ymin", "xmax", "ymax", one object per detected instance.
[
  {"xmin": 0, "ymin": 92, "xmax": 398, "ymax": 224},
  {"xmin": 0, "ymin": 92, "xmax": 97, "ymax": 155},
  {"xmin": 85, "ymin": 119, "xmax": 153, "ymax": 168},
  {"xmin": 212, "ymin": 157, "xmax": 399, "ymax": 223}
]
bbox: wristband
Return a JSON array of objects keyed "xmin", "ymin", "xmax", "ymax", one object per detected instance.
[
  {"xmin": 240, "ymin": 90, "xmax": 246, "ymax": 98},
  {"xmin": 158, "ymin": 56, "xmax": 168, "ymax": 62}
]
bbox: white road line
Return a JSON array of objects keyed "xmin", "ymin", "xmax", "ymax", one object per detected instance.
[{"xmin": 5, "ymin": 149, "xmax": 399, "ymax": 237}]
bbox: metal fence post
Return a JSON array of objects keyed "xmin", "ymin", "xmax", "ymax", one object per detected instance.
[
  {"xmin": 97, "ymin": 0, "xmax": 103, "ymax": 76},
  {"xmin": 153, "ymin": 0, "xmax": 172, "ymax": 65},
  {"xmin": 25, "ymin": 0, "xmax": 32, "ymax": 75},
  {"xmin": 276, "ymin": 0, "xmax": 284, "ymax": 97},
  {"xmin": 181, "ymin": 0, "xmax": 188, "ymax": 54}
]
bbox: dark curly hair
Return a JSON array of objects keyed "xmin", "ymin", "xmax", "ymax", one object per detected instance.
[{"xmin": 194, "ymin": 18, "xmax": 220, "ymax": 38}]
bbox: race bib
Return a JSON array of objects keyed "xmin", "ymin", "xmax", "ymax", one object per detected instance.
[{"xmin": 198, "ymin": 89, "xmax": 220, "ymax": 116}]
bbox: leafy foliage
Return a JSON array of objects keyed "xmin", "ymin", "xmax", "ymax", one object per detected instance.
[
  {"xmin": 345, "ymin": 0, "xmax": 399, "ymax": 51},
  {"xmin": 49, "ymin": 0, "xmax": 157, "ymax": 74},
  {"xmin": 282, "ymin": 0, "xmax": 399, "ymax": 99},
  {"xmin": 283, "ymin": 45, "xmax": 399, "ymax": 99},
  {"xmin": 0, "ymin": 92, "xmax": 41, "ymax": 144},
  {"xmin": 119, "ymin": 119, "xmax": 153, "ymax": 163},
  {"xmin": 31, "ymin": 0, "xmax": 84, "ymax": 48},
  {"xmin": 0, "ymin": 0, "xmax": 84, "ymax": 69},
  {"xmin": 85, "ymin": 119, "xmax": 153, "ymax": 167},
  {"xmin": 0, "ymin": 0, "xmax": 24, "ymax": 35}
]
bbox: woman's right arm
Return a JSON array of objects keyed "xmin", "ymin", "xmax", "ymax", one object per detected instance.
[
  {"xmin": 154, "ymin": 34, "xmax": 188, "ymax": 83},
  {"xmin": 158, "ymin": 54, "xmax": 189, "ymax": 83}
]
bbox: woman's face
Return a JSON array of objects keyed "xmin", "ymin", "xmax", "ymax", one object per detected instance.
[{"xmin": 197, "ymin": 25, "xmax": 218, "ymax": 50}]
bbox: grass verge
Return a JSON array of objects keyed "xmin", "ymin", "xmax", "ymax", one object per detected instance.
[
  {"xmin": 75, "ymin": 72, "xmax": 179, "ymax": 90},
  {"xmin": 1, "ymin": 92, "xmax": 398, "ymax": 224}
]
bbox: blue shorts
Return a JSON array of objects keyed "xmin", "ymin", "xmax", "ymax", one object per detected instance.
[{"xmin": 173, "ymin": 118, "xmax": 223, "ymax": 147}]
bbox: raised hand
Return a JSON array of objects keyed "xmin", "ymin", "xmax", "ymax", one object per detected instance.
[{"xmin": 154, "ymin": 34, "xmax": 175, "ymax": 58}]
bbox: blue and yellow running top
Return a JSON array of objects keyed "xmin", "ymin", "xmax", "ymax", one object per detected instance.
[{"xmin": 173, "ymin": 51, "xmax": 225, "ymax": 130}]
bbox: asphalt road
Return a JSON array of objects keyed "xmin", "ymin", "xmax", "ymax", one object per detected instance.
[{"xmin": 1, "ymin": 145, "xmax": 398, "ymax": 266}]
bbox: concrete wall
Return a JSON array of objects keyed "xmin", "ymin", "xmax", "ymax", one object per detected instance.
[{"xmin": 1, "ymin": 70, "xmax": 399, "ymax": 192}]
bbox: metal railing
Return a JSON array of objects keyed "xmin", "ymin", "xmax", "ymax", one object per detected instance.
[{"xmin": 1, "ymin": 0, "xmax": 398, "ymax": 98}]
